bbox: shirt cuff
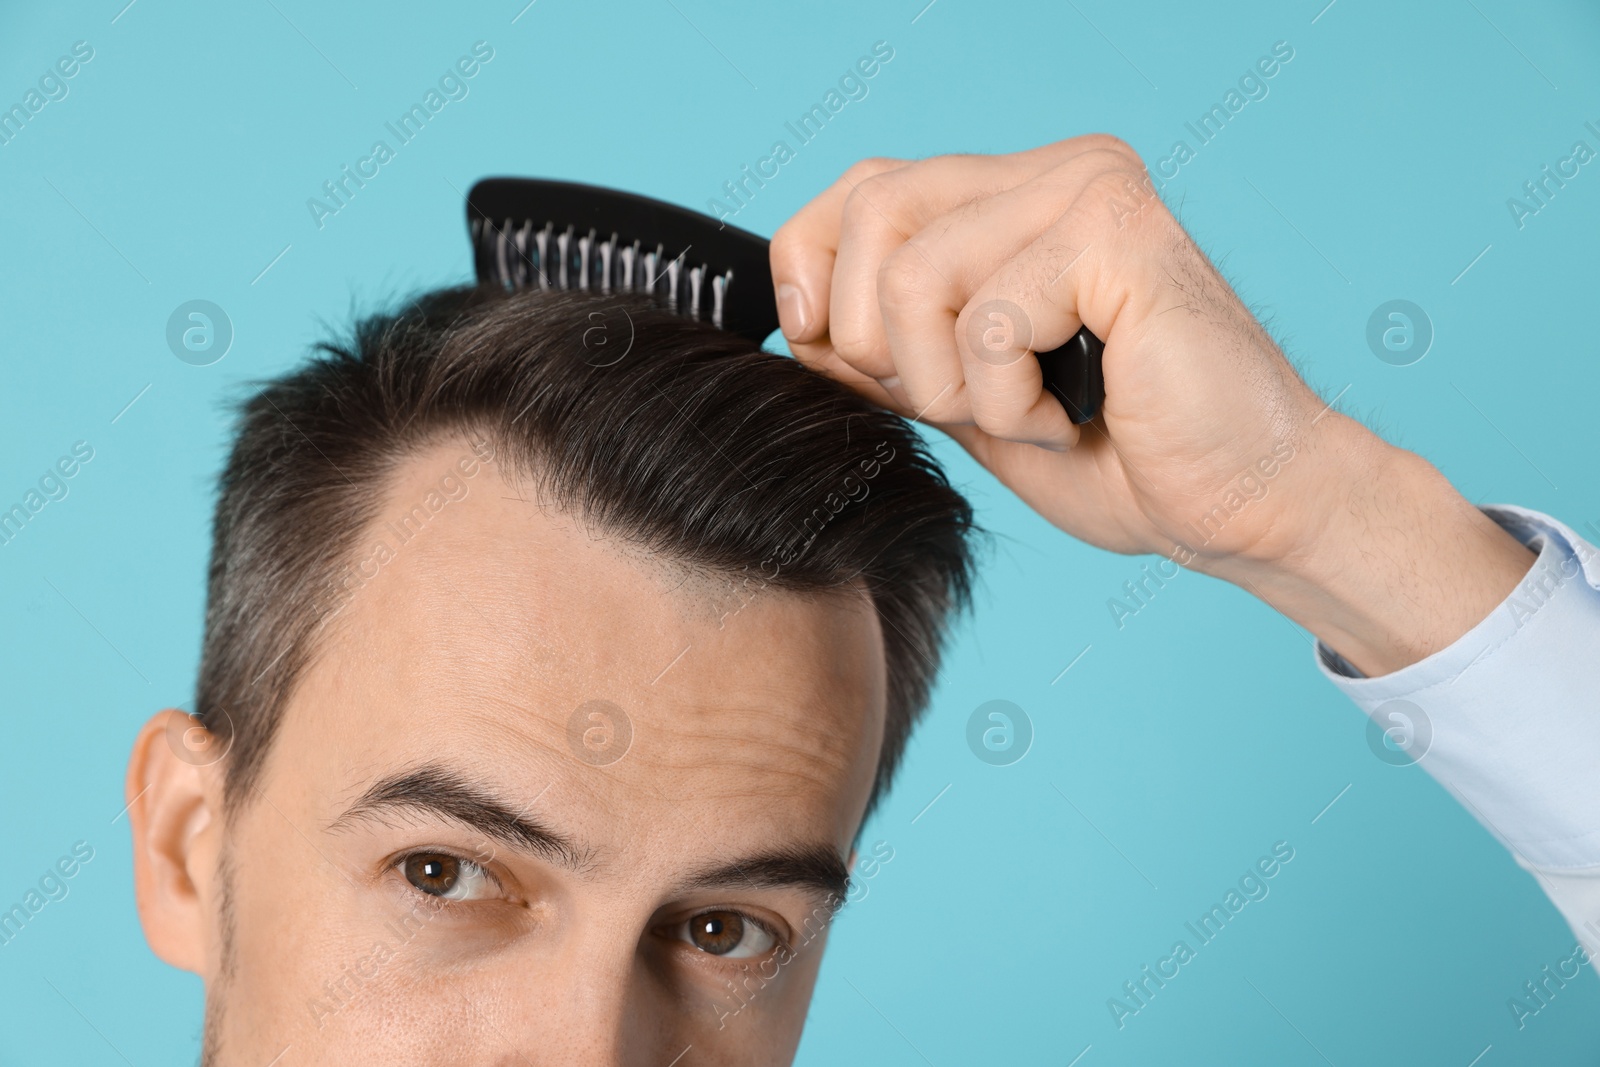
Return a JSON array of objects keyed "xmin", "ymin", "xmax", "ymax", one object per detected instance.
[{"xmin": 1315, "ymin": 505, "xmax": 1600, "ymax": 870}]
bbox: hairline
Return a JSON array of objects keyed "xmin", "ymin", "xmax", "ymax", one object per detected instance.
[{"xmin": 217, "ymin": 428, "xmax": 890, "ymax": 824}]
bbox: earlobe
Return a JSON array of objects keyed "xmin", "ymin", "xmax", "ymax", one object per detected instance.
[{"xmin": 125, "ymin": 709, "xmax": 225, "ymax": 974}]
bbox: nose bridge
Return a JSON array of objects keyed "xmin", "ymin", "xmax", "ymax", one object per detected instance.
[
  {"xmin": 483, "ymin": 909, "xmax": 663, "ymax": 1066},
  {"xmin": 566, "ymin": 944, "xmax": 641, "ymax": 1062}
]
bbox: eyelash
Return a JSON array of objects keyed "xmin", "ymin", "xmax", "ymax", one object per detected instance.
[{"xmin": 386, "ymin": 850, "xmax": 791, "ymax": 958}]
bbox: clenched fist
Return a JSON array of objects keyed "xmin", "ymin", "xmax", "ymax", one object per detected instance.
[{"xmin": 770, "ymin": 136, "xmax": 1533, "ymax": 676}]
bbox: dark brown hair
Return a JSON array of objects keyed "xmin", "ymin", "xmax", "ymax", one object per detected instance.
[{"xmin": 196, "ymin": 285, "xmax": 976, "ymax": 818}]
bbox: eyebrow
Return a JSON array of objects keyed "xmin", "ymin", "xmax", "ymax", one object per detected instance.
[
  {"xmin": 678, "ymin": 846, "xmax": 852, "ymax": 913},
  {"xmin": 329, "ymin": 763, "xmax": 852, "ymax": 908},
  {"xmin": 328, "ymin": 764, "xmax": 592, "ymax": 871}
]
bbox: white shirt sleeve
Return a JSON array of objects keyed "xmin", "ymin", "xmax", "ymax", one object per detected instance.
[{"xmin": 1316, "ymin": 505, "xmax": 1600, "ymax": 951}]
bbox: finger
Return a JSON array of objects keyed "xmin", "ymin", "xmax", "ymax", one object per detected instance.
[
  {"xmin": 957, "ymin": 296, "xmax": 1082, "ymax": 450},
  {"xmin": 827, "ymin": 139, "xmax": 1122, "ymax": 382},
  {"xmin": 774, "ymin": 137, "xmax": 1127, "ymax": 373},
  {"xmin": 947, "ymin": 158, "xmax": 1145, "ymax": 446},
  {"xmin": 784, "ymin": 332, "xmax": 912, "ymax": 419},
  {"xmin": 875, "ymin": 147, "xmax": 1151, "ymax": 438},
  {"xmin": 796, "ymin": 347, "xmax": 909, "ymax": 415},
  {"xmin": 964, "ymin": 163, "xmax": 1179, "ymax": 427},
  {"xmin": 769, "ymin": 157, "xmax": 906, "ymax": 346},
  {"xmin": 942, "ymin": 422, "xmax": 1142, "ymax": 550}
]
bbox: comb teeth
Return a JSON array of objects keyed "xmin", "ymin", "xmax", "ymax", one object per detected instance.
[{"xmin": 474, "ymin": 215, "xmax": 736, "ymax": 329}]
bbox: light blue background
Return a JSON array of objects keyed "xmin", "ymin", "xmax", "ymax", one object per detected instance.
[{"xmin": 2, "ymin": 0, "xmax": 1598, "ymax": 1062}]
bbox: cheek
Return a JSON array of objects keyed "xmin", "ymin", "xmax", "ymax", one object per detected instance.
[
  {"xmin": 217, "ymin": 827, "xmax": 493, "ymax": 1057},
  {"xmin": 215, "ymin": 815, "xmax": 359, "ymax": 1031},
  {"xmin": 715, "ymin": 941, "xmax": 829, "ymax": 1055}
]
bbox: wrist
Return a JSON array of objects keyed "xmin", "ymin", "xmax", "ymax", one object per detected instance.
[{"xmin": 1206, "ymin": 415, "xmax": 1536, "ymax": 676}]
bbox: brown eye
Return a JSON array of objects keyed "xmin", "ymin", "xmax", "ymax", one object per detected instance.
[
  {"xmin": 401, "ymin": 853, "xmax": 492, "ymax": 901},
  {"xmin": 683, "ymin": 910, "xmax": 777, "ymax": 959}
]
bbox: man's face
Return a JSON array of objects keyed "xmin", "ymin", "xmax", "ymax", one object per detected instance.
[{"xmin": 177, "ymin": 441, "xmax": 887, "ymax": 1065}]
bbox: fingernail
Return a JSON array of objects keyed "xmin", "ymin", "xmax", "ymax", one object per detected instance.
[{"xmin": 777, "ymin": 283, "xmax": 810, "ymax": 341}]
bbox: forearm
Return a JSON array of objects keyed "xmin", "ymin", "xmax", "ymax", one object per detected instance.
[{"xmin": 1206, "ymin": 414, "xmax": 1537, "ymax": 678}]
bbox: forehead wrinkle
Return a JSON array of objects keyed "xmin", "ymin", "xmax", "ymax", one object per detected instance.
[
  {"xmin": 421, "ymin": 701, "xmax": 619, "ymax": 810},
  {"xmin": 298, "ymin": 440, "xmax": 887, "ymax": 852},
  {"xmin": 436, "ymin": 691, "xmax": 867, "ymax": 842},
  {"xmin": 641, "ymin": 713, "xmax": 860, "ymax": 788},
  {"xmin": 443, "ymin": 694, "xmax": 856, "ymax": 807},
  {"xmin": 373, "ymin": 593, "xmax": 871, "ymax": 782},
  {"xmin": 593, "ymin": 728, "xmax": 865, "ymax": 830}
]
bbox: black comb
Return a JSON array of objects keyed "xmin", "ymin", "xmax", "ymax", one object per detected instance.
[{"xmin": 466, "ymin": 178, "xmax": 1105, "ymax": 423}]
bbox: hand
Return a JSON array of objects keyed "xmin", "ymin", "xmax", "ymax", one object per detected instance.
[{"xmin": 771, "ymin": 136, "xmax": 1534, "ymax": 675}]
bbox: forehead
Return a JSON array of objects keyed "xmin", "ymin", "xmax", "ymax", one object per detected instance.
[{"xmin": 273, "ymin": 439, "xmax": 888, "ymax": 855}]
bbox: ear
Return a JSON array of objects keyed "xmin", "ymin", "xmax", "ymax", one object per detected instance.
[{"xmin": 125, "ymin": 709, "xmax": 227, "ymax": 974}]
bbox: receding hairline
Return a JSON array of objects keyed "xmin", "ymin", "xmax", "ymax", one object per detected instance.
[
  {"xmin": 317, "ymin": 430, "xmax": 884, "ymax": 642},
  {"xmin": 195, "ymin": 286, "xmax": 977, "ymax": 824}
]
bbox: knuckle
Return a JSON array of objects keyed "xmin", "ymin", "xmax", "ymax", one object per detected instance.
[
  {"xmin": 876, "ymin": 247, "xmax": 942, "ymax": 311},
  {"xmin": 1075, "ymin": 133, "xmax": 1144, "ymax": 167},
  {"xmin": 848, "ymin": 161, "xmax": 936, "ymax": 230},
  {"xmin": 828, "ymin": 311, "xmax": 887, "ymax": 367},
  {"xmin": 972, "ymin": 406, "xmax": 1025, "ymax": 440},
  {"xmin": 830, "ymin": 329, "xmax": 879, "ymax": 364},
  {"xmin": 768, "ymin": 221, "xmax": 803, "ymax": 266},
  {"xmin": 843, "ymin": 171, "xmax": 899, "ymax": 224},
  {"xmin": 916, "ymin": 390, "xmax": 966, "ymax": 425},
  {"xmin": 957, "ymin": 295, "xmax": 1030, "ymax": 350},
  {"xmin": 1082, "ymin": 166, "xmax": 1141, "ymax": 204},
  {"xmin": 840, "ymin": 183, "xmax": 872, "ymax": 226},
  {"xmin": 1048, "ymin": 172, "xmax": 1127, "ymax": 244},
  {"xmin": 1079, "ymin": 150, "xmax": 1148, "ymax": 191},
  {"xmin": 1073, "ymin": 168, "xmax": 1161, "ymax": 237},
  {"xmin": 842, "ymin": 155, "xmax": 903, "ymax": 184}
]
